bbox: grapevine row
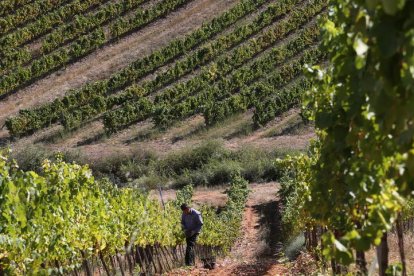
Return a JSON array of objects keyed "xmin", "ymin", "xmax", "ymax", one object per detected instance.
[
  {"xmin": 277, "ymin": 1, "xmax": 414, "ymax": 273},
  {"xmin": 0, "ymin": 0, "xmax": 106, "ymax": 49},
  {"xmin": 204, "ymin": 46, "xmax": 324, "ymax": 125},
  {"xmin": 0, "ymin": 0, "xmax": 68, "ymax": 35},
  {"xmin": 5, "ymin": 0, "xmax": 269, "ymax": 137},
  {"xmin": 41, "ymin": 0, "xmax": 149, "ymax": 54},
  {"xmin": 0, "ymin": 0, "xmax": 149, "ymax": 72},
  {"xmin": 201, "ymin": 58, "xmax": 320, "ymax": 127},
  {"xmin": 62, "ymin": 0, "xmax": 310, "ymax": 131},
  {"xmin": 0, "ymin": 152, "xmax": 249, "ymax": 274},
  {"xmin": 102, "ymin": 0, "xmax": 326, "ymax": 132},
  {"xmin": 102, "ymin": 42, "xmax": 320, "ymax": 132},
  {"xmin": 204, "ymin": 74, "xmax": 311, "ymax": 126},
  {"xmin": 0, "ymin": 0, "xmax": 109, "ymax": 75},
  {"xmin": 159, "ymin": 46, "xmax": 322, "ymax": 128},
  {"xmin": 0, "ymin": 0, "xmax": 34, "ymax": 17},
  {"xmin": 0, "ymin": 28, "xmax": 107, "ymax": 95},
  {"xmin": 252, "ymin": 78, "xmax": 311, "ymax": 127},
  {"xmin": 154, "ymin": 9, "xmax": 321, "ymax": 106},
  {"xmin": 0, "ymin": 0, "xmax": 193, "ymax": 96}
]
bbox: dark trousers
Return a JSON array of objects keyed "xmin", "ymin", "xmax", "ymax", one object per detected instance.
[{"xmin": 185, "ymin": 233, "xmax": 198, "ymax": 266}]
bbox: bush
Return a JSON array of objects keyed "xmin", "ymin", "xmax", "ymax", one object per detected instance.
[
  {"xmin": 11, "ymin": 145, "xmax": 83, "ymax": 173},
  {"xmin": 230, "ymin": 147, "xmax": 282, "ymax": 182},
  {"xmin": 119, "ymin": 150, "xmax": 157, "ymax": 181},
  {"xmin": 261, "ymin": 160, "xmax": 281, "ymax": 181},
  {"xmin": 9, "ymin": 140, "xmax": 289, "ymax": 188},
  {"xmin": 132, "ymin": 174, "xmax": 167, "ymax": 191},
  {"xmin": 173, "ymin": 159, "xmax": 242, "ymax": 187},
  {"xmin": 205, "ymin": 160, "xmax": 242, "ymax": 186},
  {"xmin": 174, "ymin": 169, "xmax": 209, "ymax": 188},
  {"xmin": 157, "ymin": 140, "xmax": 226, "ymax": 176}
]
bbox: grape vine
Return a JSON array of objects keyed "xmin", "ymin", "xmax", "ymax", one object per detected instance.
[
  {"xmin": 0, "ymin": 151, "xmax": 249, "ymax": 274},
  {"xmin": 279, "ymin": 0, "xmax": 414, "ymax": 273}
]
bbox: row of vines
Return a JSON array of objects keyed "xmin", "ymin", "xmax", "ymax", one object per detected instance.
[
  {"xmin": 0, "ymin": 0, "xmax": 34, "ymax": 17},
  {"xmin": 102, "ymin": 0, "xmax": 326, "ymax": 132},
  {"xmin": 278, "ymin": 0, "xmax": 414, "ymax": 275},
  {"xmin": 0, "ymin": 150, "xmax": 249, "ymax": 274},
  {"xmin": 0, "ymin": 0, "xmax": 194, "ymax": 96},
  {"xmin": 5, "ymin": 0, "xmax": 327, "ymax": 138},
  {"xmin": 4, "ymin": 0, "xmax": 270, "ymax": 136},
  {"xmin": 0, "ymin": 0, "xmax": 69, "ymax": 35},
  {"xmin": 0, "ymin": 0, "xmax": 107, "ymax": 48},
  {"xmin": 0, "ymin": 0, "xmax": 147, "ymax": 71}
]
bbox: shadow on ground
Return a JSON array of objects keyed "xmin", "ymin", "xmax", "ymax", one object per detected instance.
[
  {"xmin": 225, "ymin": 259, "xmax": 279, "ymax": 276},
  {"xmin": 228, "ymin": 200, "xmax": 285, "ymax": 276},
  {"xmin": 254, "ymin": 200, "xmax": 284, "ymax": 257}
]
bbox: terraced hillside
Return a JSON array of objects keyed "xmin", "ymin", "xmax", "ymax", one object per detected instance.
[{"xmin": 0, "ymin": 0, "xmax": 325, "ymax": 158}]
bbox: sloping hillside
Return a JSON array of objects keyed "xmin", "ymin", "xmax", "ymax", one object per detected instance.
[{"xmin": 0, "ymin": 0, "xmax": 324, "ymax": 161}]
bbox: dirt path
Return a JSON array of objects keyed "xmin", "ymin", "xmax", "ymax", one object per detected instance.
[
  {"xmin": 0, "ymin": 0, "xmax": 239, "ymax": 131},
  {"xmin": 167, "ymin": 182, "xmax": 290, "ymax": 276}
]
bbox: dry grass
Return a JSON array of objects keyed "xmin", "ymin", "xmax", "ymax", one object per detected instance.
[{"xmin": 4, "ymin": 107, "xmax": 314, "ymax": 173}]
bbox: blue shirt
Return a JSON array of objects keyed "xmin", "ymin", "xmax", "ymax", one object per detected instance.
[{"xmin": 181, "ymin": 208, "xmax": 203, "ymax": 234}]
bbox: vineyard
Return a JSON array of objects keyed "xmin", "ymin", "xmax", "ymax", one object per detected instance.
[
  {"xmin": 1, "ymin": 0, "xmax": 413, "ymax": 275},
  {"xmin": 0, "ymin": 0, "xmax": 326, "ymax": 274},
  {"xmin": 1, "ymin": 0, "xmax": 326, "ymax": 139},
  {"xmin": 0, "ymin": 150, "xmax": 249, "ymax": 274}
]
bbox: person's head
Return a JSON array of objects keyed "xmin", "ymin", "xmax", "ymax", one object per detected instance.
[{"xmin": 180, "ymin": 203, "xmax": 191, "ymax": 214}]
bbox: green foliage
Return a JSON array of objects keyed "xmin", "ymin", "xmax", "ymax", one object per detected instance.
[
  {"xmin": 0, "ymin": 0, "xmax": 193, "ymax": 97},
  {"xmin": 106, "ymin": 0, "xmax": 304, "ymax": 131},
  {"xmin": 0, "ymin": 0, "xmax": 102, "ymax": 48},
  {"xmin": 174, "ymin": 184, "xmax": 194, "ymax": 206},
  {"xmin": 41, "ymin": 0, "xmax": 147, "ymax": 54},
  {"xmin": 1, "ymin": 150, "xmax": 180, "ymax": 273},
  {"xmin": 277, "ymin": 145, "xmax": 318, "ymax": 238},
  {"xmin": 253, "ymin": 79, "xmax": 312, "ymax": 127},
  {"xmin": 0, "ymin": 0, "xmax": 67, "ymax": 37},
  {"xmin": 0, "ymin": 28, "xmax": 106, "ymax": 96},
  {"xmin": 110, "ymin": 0, "xmax": 189, "ymax": 37},
  {"xmin": 10, "ymin": 145, "xmax": 82, "ymax": 173},
  {"xmin": 0, "ymin": 0, "xmax": 105, "ymax": 73},
  {"xmin": 203, "ymin": 159, "xmax": 243, "ymax": 185},
  {"xmin": 199, "ymin": 174, "xmax": 249, "ymax": 248},
  {"xmin": 280, "ymin": 0, "xmax": 414, "ymax": 267},
  {"xmin": 159, "ymin": 0, "xmax": 326, "ymax": 128},
  {"xmin": 157, "ymin": 141, "xmax": 224, "ymax": 176},
  {"xmin": 4, "ymin": 0, "xmax": 327, "ymax": 137},
  {"xmin": 0, "ymin": 150, "xmax": 249, "ymax": 274},
  {"xmin": 0, "ymin": 0, "xmax": 33, "ymax": 17},
  {"xmin": 6, "ymin": 0, "xmax": 267, "ymax": 136},
  {"xmin": 181, "ymin": 145, "xmax": 283, "ymax": 185}
]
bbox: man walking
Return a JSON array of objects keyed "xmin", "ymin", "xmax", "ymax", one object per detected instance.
[{"xmin": 180, "ymin": 203, "xmax": 203, "ymax": 266}]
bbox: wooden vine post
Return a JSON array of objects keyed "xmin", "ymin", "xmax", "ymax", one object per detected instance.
[{"xmin": 396, "ymin": 215, "xmax": 407, "ymax": 276}]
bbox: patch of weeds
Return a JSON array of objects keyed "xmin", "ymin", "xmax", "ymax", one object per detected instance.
[
  {"xmin": 156, "ymin": 140, "xmax": 227, "ymax": 176},
  {"xmin": 11, "ymin": 145, "xmax": 83, "ymax": 173},
  {"xmin": 263, "ymin": 114, "xmax": 305, "ymax": 138},
  {"xmin": 224, "ymin": 122, "xmax": 254, "ymax": 140}
]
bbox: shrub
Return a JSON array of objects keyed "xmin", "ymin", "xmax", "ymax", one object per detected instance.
[
  {"xmin": 205, "ymin": 160, "xmax": 242, "ymax": 186},
  {"xmin": 157, "ymin": 140, "xmax": 226, "ymax": 176},
  {"xmin": 119, "ymin": 150, "xmax": 158, "ymax": 181},
  {"xmin": 132, "ymin": 174, "xmax": 167, "ymax": 191},
  {"xmin": 11, "ymin": 145, "xmax": 82, "ymax": 172}
]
